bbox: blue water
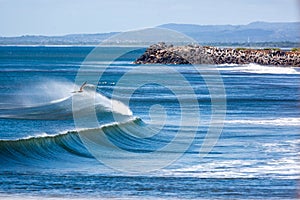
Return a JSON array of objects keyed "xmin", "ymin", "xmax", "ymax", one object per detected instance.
[{"xmin": 0, "ymin": 46, "xmax": 299, "ymax": 199}]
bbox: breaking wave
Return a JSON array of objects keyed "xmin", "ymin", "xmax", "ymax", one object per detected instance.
[
  {"xmin": 0, "ymin": 81, "xmax": 132, "ymax": 120},
  {"xmin": 0, "ymin": 117, "xmax": 160, "ymax": 168}
]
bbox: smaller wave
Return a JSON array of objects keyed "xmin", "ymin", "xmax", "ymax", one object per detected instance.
[
  {"xmin": 217, "ymin": 63, "xmax": 300, "ymax": 74},
  {"xmin": 0, "ymin": 81, "xmax": 132, "ymax": 120},
  {"xmin": 226, "ymin": 117, "xmax": 300, "ymax": 126}
]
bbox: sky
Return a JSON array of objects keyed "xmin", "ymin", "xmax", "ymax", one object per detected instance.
[{"xmin": 0, "ymin": 0, "xmax": 299, "ymax": 36}]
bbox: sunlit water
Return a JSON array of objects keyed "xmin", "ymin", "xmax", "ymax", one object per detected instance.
[{"xmin": 0, "ymin": 46, "xmax": 299, "ymax": 199}]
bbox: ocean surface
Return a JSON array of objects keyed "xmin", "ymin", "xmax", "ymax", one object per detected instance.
[{"xmin": 0, "ymin": 46, "xmax": 299, "ymax": 199}]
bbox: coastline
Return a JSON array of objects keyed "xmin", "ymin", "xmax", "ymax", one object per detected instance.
[{"xmin": 135, "ymin": 43, "xmax": 300, "ymax": 67}]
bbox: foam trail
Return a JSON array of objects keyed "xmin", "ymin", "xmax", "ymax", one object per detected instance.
[
  {"xmin": 217, "ymin": 63, "xmax": 300, "ymax": 74},
  {"xmin": 226, "ymin": 117, "xmax": 300, "ymax": 126}
]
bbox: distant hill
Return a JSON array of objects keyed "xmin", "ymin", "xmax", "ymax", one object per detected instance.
[
  {"xmin": 0, "ymin": 22, "xmax": 299, "ymax": 46},
  {"xmin": 158, "ymin": 21, "xmax": 300, "ymax": 43},
  {"xmin": 0, "ymin": 32, "xmax": 118, "ymax": 45}
]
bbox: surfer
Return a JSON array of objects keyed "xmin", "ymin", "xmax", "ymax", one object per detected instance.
[{"xmin": 72, "ymin": 81, "xmax": 87, "ymax": 93}]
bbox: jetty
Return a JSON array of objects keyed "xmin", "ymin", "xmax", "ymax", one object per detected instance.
[{"xmin": 135, "ymin": 43, "xmax": 300, "ymax": 67}]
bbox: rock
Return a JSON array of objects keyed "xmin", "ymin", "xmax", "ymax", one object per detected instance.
[{"xmin": 134, "ymin": 44, "xmax": 300, "ymax": 67}]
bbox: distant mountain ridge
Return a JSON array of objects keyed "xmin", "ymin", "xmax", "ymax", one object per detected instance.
[
  {"xmin": 0, "ymin": 22, "xmax": 299, "ymax": 45},
  {"xmin": 158, "ymin": 21, "xmax": 300, "ymax": 43}
]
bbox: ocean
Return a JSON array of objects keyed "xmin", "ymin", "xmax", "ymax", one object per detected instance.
[{"xmin": 0, "ymin": 46, "xmax": 299, "ymax": 199}]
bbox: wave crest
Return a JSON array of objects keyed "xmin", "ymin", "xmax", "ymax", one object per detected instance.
[{"xmin": 0, "ymin": 118, "xmax": 147, "ymax": 168}]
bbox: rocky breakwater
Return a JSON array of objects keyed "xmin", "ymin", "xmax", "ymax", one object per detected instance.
[{"xmin": 134, "ymin": 43, "xmax": 300, "ymax": 67}]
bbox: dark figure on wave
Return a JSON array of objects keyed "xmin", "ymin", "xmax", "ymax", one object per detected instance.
[{"xmin": 72, "ymin": 81, "xmax": 87, "ymax": 93}]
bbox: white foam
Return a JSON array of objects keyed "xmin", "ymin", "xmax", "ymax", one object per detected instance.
[
  {"xmin": 49, "ymin": 96, "xmax": 71, "ymax": 104},
  {"xmin": 217, "ymin": 63, "xmax": 239, "ymax": 67},
  {"xmin": 166, "ymin": 135, "xmax": 300, "ymax": 179},
  {"xmin": 217, "ymin": 63, "xmax": 300, "ymax": 74},
  {"xmin": 226, "ymin": 117, "xmax": 300, "ymax": 126},
  {"xmin": 87, "ymin": 87, "xmax": 133, "ymax": 117},
  {"xmin": 0, "ymin": 132, "xmax": 68, "ymax": 141},
  {"xmin": 166, "ymin": 156, "xmax": 300, "ymax": 179}
]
